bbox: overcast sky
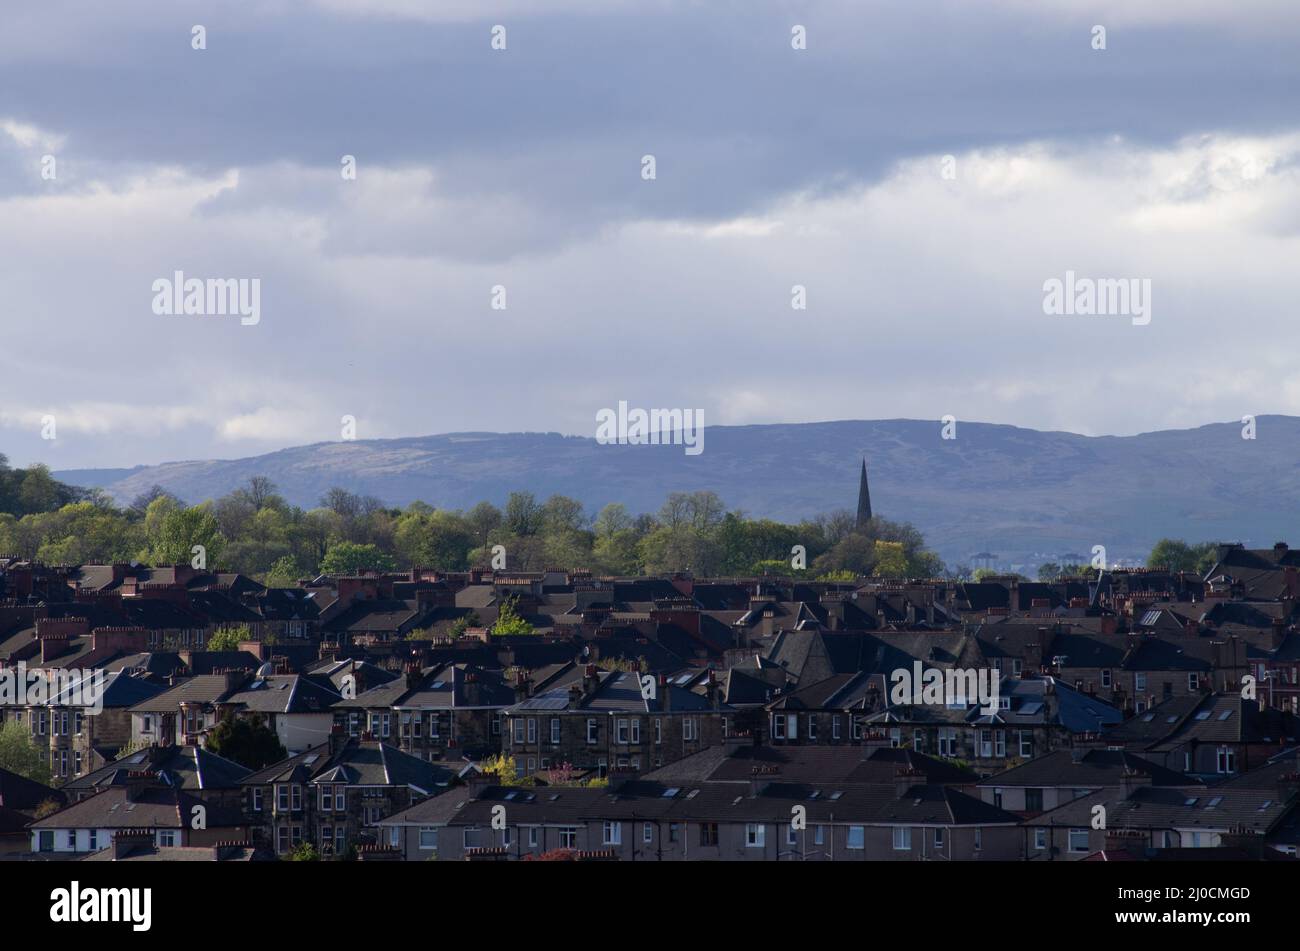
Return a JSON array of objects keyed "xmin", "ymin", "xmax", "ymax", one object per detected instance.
[{"xmin": 2, "ymin": 0, "xmax": 1299, "ymax": 470}]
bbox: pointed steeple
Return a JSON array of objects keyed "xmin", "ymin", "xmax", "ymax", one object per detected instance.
[{"xmin": 856, "ymin": 458, "xmax": 872, "ymax": 529}]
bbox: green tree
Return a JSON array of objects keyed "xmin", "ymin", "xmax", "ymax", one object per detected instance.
[
  {"xmin": 872, "ymin": 540, "xmax": 909, "ymax": 577},
  {"xmin": 207, "ymin": 625, "xmax": 253, "ymax": 652},
  {"xmin": 0, "ymin": 720, "xmax": 51, "ymax": 784},
  {"xmin": 481, "ymin": 752, "xmax": 520, "ymax": 786},
  {"xmin": 320, "ymin": 541, "xmax": 397, "ymax": 575},
  {"xmin": 491, "ymin": 596, "xmax": 535, "ymax": 636},
  {"xmin": 1147, "ymin": 539, "xmax": 1219, "ymax": 575},
  {"xmin": 448, "ymin": 612, "xmax": 481, "ymax": 638},
  {"xmin": 205, "ymin": 713, "xmax": 287, "ymax": 770},
  {"xmin": 288, "ymin": 842, "xmax": 321, "ymax": 861},
  {"xmin": 150, "ymin": 501, "xmax": 225, "ymax": 567}
]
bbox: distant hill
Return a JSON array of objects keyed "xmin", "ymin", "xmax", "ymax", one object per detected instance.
[{"xmin": 54, "ymin": 417, "xmax": 1300, "ymax": 571}]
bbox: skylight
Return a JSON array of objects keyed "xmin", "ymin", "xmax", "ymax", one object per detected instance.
[
  {"xmin": 1218, "ymin": 710, "xmax": 1232, "ymax": 721},
  {"xmin": 662, "ymin": 787, "xmax": 679, "ymax": 798},
  {"xmin": 1194, "ymin": 711, "xmax": 1211, "ymax": 720}
]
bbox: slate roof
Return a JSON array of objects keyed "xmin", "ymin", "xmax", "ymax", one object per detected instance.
[
  {"xmin": 30, "ymin": 786, "xmax": 245, "ymax": 831},
  {"xmin": 64, "ymin": 745, "xmax": 251, "ymax": 796},
  {"xmin": 241, "ymin": 739, "xmax": 453, "ymax": 793},
  {"xmin": 977, "ymin": 749, "xmax": 1193, "ymax": 788}
]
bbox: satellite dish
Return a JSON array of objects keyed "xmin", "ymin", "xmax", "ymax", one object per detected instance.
[{"xmin": 256, "ymin": 662, "xmax": 274, "ymax": 678}]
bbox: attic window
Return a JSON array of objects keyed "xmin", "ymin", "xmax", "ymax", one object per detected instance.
[
  {"xmin": 1206, "ymin": 797, "xmax": 1223, "ymax": 808},
  {"xmin": 1259, "ymin": 800, "xmax": 1272, "ymax": 810},
  {"xmin": 1194, "ymin": 711, "xmax": 1211, "ymax": 720},
  {"xmin": 662, "ymin": 787, "xmax": 680, "ymax": 798},
  {"xmin": 1184, "ymin": 797, "xmax": 1199, "ymax": 806},
  {"xmin": 829, "ymin": 791, "xmax": 844, "ymax": 800},
  {"xmin": 1218, "ymin": 710, "xmax": 1232, "ymax": 721},
  {"xmin": 1141, "ymin": 714, "xmax": 1154, "ymax": 722},
  {"xmin": 808, "ymin": 790, "xmax": 821, "ymax": 800}
]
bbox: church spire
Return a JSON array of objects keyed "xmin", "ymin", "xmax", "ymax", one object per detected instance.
[{"xmin": 856, "ymin": 458, "xmax": 872, "ymax": 529}]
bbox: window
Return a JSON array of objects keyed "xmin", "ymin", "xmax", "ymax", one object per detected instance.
[
  {"xmin": 523, "ymin": 718, "xmax": 535, "ymax": 744},
  {"xmin": 290, "ymin": 785, "xmax": 302, "ymax": 811},
  {"xmin": 992, "ymin": 787, "xmax": 1003, "ymax": 808},
  {"xmin": 513, "ymin": 719, "xmax": 526, "ymax": 743},
  {"xmin": 1188, "ymin": 672, "xmax": 1199, "ymax": 691},
  {"xmin": 979, "ymin": 730, "xmax": 993, "ymax": 757},
  {"xmin": 157, "ymin": 830, "xmax": 177, "ymax": 847},
  {"xmin": 550, "ymin": 718, "xmax": 561, "ymax": 744},
  {"xmin": 1019, "ymin": 731, "xmax": 1033, "ymax": 758},
  {"xmin": 586, "ymin": 719, "xmax": 598, "ymax": 744},
  {"xmin": 847, "ymin": 826, "xmax": 865, "ymax": 850},
  {"xmin": 889, "ymin": 728, "xmax": 901, "ymax": 748},
  {"xmin": 814, "ymin": 825, "xmax": 824, "ymax": 845},
  {"xmin": 974, "ymin": 828, "xmax": 982, "ymax": 851},
  {"xmin": 787, "ymin": 825, "xmax": 797, "ymax": 845},
  {"xmin": 807, "ymin": 717, "xmax": 817, "ymax": 740},
  {"xmin": 1216, "ymin": 747, "xmax": 1236, "ymax": 774},
  {"xmin": 617, "ymin": 719, "xmax": 629, "ymax": 744},
  {"xmin": 528, "ymin": 827, "xmax": 539, "ymax": 848},
  {"xmin": 933, "ymin": 828, "xmax": 944, "ymax": 848},
  {"xmin": 319, "ymin": 786, "xmax": 333, "ymax": 811},
  {"xmin": 1012, "ymin": 659, "xmax": 1022, "ymax": 677},
  {"xmin": 73, "ymin": 751, "xmax": 82, "ymax": 776},
  {"xmin": 463, "ymin": 828, "xmax": 483, "ymax": 850},
  {"xmin": 700, "ymin": 823, "xmax": 718, "ymax": 846},
  {"xmin": 602, "ymin": 821, "xmax": 622, "ymax": 845},
  {"xmin": 772, "ymin": 715, "xmax": 786, "ymax": 739},
  {"xmin": 643, "ymin": 823, "xmax": 653, "ymax": 844},
  {"xmin": 913, "ymin": 730, "xmax": 924, "ymax": 752},
  {"xmin": 938, "ymin": 728, "xmax": 957, "ymax": 758},
  {"xmin": 630, "ymin": 719, "xmax": 640, "ymax": 743},
  {"xmin": 893, "ymin": 827, "xmax": 912, "ymax": 851},
  {"xmin": 276, "ymin": 784, "xmax": 289, "ymax": 812},
  {"xmin": 1101, "ymin": 669, "xmax": 1112, "ymax": 689},
  {"xmin": 683, "ymin": 718, "xmax": 699, "ymax": 742},
  {"xmin": 1034, "ymin": 828, "xmax": 1046, "ymax": 850},
  {"xmin": 1025, "ymin": 788, "xmax": 1043, "ymax": 812},
  {"xmin": 559, "ymin": 827, "xmax": 577, "ymax": 849},
  {"xmin": 745, "ymin": 824, "xmax": 766, "ymax": 848},
  {"xmin": 1068, "ymin": 829, "xmax": 1089, "ymax": 852},
  {"xmin": 832, "ymin": 716, "xmax": 841, "ymax": 741},
  {"xmin": 348, "ymin": 712, "xmax": 359, "ymax": 736},
  {"xmin": 88, "ymin": 830, "xmax": 98, "ymax": 851},
  {"xmin": 1135, "ymin": 673, "xmax": 1147, "ymax": 692},
  {"xmin": 277, "ymin": 826, "xmax": 290, "ymax": 854},
  {"xmin": 669, "ymin": 823, "xmax": 680, "ymax": 843}
]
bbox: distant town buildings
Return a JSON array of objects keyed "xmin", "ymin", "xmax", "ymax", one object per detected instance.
[{"xmin": 2, "ymin": 538, "xmax": 1300, "ymax": 861}]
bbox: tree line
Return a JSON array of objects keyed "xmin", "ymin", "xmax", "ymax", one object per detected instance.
[{"xmin": 0, "ymin": 470, "xmax": 948, "ymax": 583}]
